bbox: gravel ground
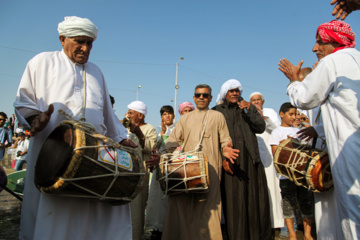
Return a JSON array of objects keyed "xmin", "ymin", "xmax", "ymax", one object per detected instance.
[
  {"xmin": 0, "ymin": 165, "xmax": 307, "ymax": 240},
  {"xmin": 0, "ymin": 167, "xmax": 22, "ymax": 240}
]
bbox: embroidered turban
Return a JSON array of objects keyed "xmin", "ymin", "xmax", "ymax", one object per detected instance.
[
  {"xmin": 317, "ymin": 20, "xmax": 356, "ymax": 52},
  {"xmin": 178, "ymin": 102, "xmax": 195, "ymax": 114},
  {"xmin": 216, "ymin": 79, "xmax": 243, "ymax": 104},
  {"xmin": 58, "ymin": 16, "xmax": 98, "ymax": 40},
  {"xmin": 128, "ymin": 101, "xmax": 147, "ymax": 117}
]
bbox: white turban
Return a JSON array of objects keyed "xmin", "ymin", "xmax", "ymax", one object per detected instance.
[
  {"xmin": 58, "ymin": 16, "xmax": 98, "ymax": 40},
  {"xmin": 128, "ymin": 101, "xmax": 147, "ymax": 117},
  {"xmin": 249, "ymin": 92, "xmax": 264, "ymax": 101},
  {"xmin": 216, "ymin": 79, "xmax": 243, "ymax": 104},
  {"xmin": 299, "ymin": 110, "xmax": 309, "ymax": 118}
]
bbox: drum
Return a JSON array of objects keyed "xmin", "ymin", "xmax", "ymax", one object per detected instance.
[
  {"xmin": 273, "ymin": 138, "xmax": 333, "ymax": 192},
  {"xmin": 158, "ymin": 151, "xmax": 209, "ymax": 195},
  {"xmin": 35, "ymin": 121, "xmax": 145, "ymax": 205}
]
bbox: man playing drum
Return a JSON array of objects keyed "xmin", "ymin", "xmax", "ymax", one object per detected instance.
[
  {"xmin": 152, "ymin": 84, "xmax": 239, "ymax": 239},
  {"xmin": 13, "ymin": 16, "xmax": 135, "ymax": 240},
  {"xmin": 279, "ymin": 20, "xmax": 360, "ymax": 240}
]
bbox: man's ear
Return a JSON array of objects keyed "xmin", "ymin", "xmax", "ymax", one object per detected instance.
[
  {"xmin": 279, "ymin": 111, "xmax": 284, "ymax": 118},
  {"xmin": 59, "ymin": 35, "xmax": 66, "ymax": 47}
]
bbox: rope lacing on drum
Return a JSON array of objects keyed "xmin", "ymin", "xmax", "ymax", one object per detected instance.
[
  {"xmin": 55, "ymin": 109, "xmax": 144, "ymax": 203},
  {"xmin": 159, "ymin": 150, "xmax": 208, "ymax": 197}
]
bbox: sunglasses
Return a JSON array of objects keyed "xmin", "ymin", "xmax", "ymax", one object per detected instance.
[
  {"xmin": 194, "ymin": 93, "xmax": 211, "ymax": 98},
  {"xmin": 300, "ymin": 117, "xmax": 308, "ymax": 121},
  {"xmin": 0, "ymin": 118, "xmax": 5, "ymax": 121}
]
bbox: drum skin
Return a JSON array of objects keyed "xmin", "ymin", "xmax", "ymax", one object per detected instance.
[
  {"xmin": 158, "ymin": 153, "xmax": 209, "ymax": 195},
  {"xmin": 35, "ymin": 123, "xmax": 144, "ymax": 205},
  {"xmin": 306, "ymin": 154, "xmax": 333, "ymax": 192},
  {"xmin": 274, "ymin": 138, "xmax": 333, "ymax": 192}
]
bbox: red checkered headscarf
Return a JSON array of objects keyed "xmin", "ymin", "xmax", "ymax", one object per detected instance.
[{"xmin": 316, "ymin": 20, "xmax": 356, "ymax": 53}]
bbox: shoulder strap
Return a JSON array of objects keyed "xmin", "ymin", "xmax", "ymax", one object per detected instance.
[{"xmin": 194, "ymin": 110, "xmax": 210, "ymax": 151}]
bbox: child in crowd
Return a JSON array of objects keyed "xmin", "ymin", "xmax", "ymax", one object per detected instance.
[{"xmin": 270, "ymin": 102, "xmax": 314, "ymax": 240}]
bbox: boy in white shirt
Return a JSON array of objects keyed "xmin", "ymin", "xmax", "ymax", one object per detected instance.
[
  {"xmin": 13, "ymin": 132, "xmax": 29, "ymax": 171},
  {"xmin": 270, "ymin": 102, "xmax": 314, "ymax": 240}
]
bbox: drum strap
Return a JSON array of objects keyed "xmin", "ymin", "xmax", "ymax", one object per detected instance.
[
  {"xmin": 80, "ymin": 65, "xmax": 86, "ymax": 122},
  {"xmin": 194, "ymin": 111, "xmax": 209, "ymax": 152}
]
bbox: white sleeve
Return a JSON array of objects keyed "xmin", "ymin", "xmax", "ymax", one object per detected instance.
[
  {"xmin": 13, "ymin": 57, "xmax": 43, "ymax": 129},
  {"xmin": 287, "ymin": 58, "xmax": 336, "ymax": 110}
]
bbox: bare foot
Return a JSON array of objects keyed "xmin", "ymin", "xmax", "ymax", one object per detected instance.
[{"xmin": 288, "ymin": 232, "xmax": 297, "ymax": 240}]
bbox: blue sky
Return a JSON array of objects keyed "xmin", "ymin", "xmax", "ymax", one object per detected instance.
[{"xmin": 0, "ymin": 1, "xmax": 359, "ymax": 127}]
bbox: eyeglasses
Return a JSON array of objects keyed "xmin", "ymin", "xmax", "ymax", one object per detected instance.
[
  {"xmin": 194, "ymin": 93, "xmax": 211, "ymax": 98},
  {"xmin": 0, "ymin": 118, "xmax": 5, "ymax": 122},
  {"xmin": 300, "ymin": 117, "xmax": 308, "ymax": 121}
]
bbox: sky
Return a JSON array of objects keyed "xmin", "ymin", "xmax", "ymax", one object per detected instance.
[{"xmin": 0, "ymin": 0, "xmax": 359, "ymax": 127}]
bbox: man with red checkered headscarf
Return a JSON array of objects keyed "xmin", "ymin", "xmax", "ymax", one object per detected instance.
[{"xmin": 278, "ymin": 20, "xmax": 360, "ymax": 240}]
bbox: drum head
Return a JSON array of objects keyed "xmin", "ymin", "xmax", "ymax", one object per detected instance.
[{"xmin": 35, "ymin": 124, "xmax": 74, "ymax": 187}]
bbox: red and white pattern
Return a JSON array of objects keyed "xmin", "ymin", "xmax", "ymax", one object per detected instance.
[{"xmin": 316, "ymin": 20, "xmax": 356, "ymax": 52}]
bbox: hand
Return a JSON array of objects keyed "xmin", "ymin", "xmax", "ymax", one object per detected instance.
[
  {"xmin": 278, "ymin": 58, "xmax": 304, "ymax": 82},
  {"xmin": 120, "ymin": 139, "xmax": 138, "ymax": 148},
  {"xmin": 238, "ymin": 100, "xmax": 250, "ymax": 111},
  {"xmin": 331, "ymin": 0, "xmax": 352, "ymax": 20},
  {"xmin": 160, "ymin": 120, "xmax": 166, "ymax": 138},
  {"xmin": 312, "ymin": 61, "xmax": 319, "ymax": 70},
  {"xmin": 28, "ymin": 104, "xmax": 54, "ymax": 136},
  {"xmin": 146, "ymin": 153, "xmax": 160, "ymax": 169},
  {"xmin": 222, "ymin": 159, "xmax": 234, "ymax": 175},
  {"xmin": 222, "ymin": 141, "xmax": 239, "ymax": 164},
  {"xmin": 161, "ymin": 119, "xmax": 166, "ymax": 133},
  {"xmin": 254, "ymin": 104, "xmax": 263, "ymax": 117},
  {"xmin": 297, "ymin": 127, "xmax": 318, "ymax": 141}
]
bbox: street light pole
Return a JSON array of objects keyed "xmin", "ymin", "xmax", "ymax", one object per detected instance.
[
  {"xmin": 174, "ymin": 57, "xmax": 184, "ymax": 122},
  {"xmin": 136, "ymin": 85, "xmax": 141, "ymax": 100}
]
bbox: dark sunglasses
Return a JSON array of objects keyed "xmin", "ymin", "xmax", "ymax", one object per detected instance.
[
  {"xmin": 0, "ymin": 118, "xmax": 5, "ymax": 121},
  {"xmin": 194, "ymin": 93, "xmax": 211, "ymax": 98}
]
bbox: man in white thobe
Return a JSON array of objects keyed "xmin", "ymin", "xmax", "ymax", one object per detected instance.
[
  {"xmin": 279, "ymin": 20, "xmax": 360, "ymax": 240},
  {"xmin": 125, "ymin": 101, "xmax": 158, "ymax": 240},
  {"xmin": 249, "ymin": 92, "xmax": 284, "ymax": 230},
  {"xmin": 13, "ymin": 16, "xmax": 135, "ymax": 240}
]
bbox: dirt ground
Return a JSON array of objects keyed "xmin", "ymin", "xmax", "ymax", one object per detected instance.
[
  {"xmin": 0, "ymin": 156, "xmax": 308, "ymax": 240},
  {"xmin": 0, "ymin": 167, "xmax": 22, "ymax": 240}
]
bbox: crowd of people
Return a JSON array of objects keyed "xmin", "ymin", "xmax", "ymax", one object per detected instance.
[
  {"xmin": 0, "ymin": 6, "xmax": 359, "ymax": 240},
  {"xmin": 0, "ymin": 112, "xmax": 30, "ymax": 171}
]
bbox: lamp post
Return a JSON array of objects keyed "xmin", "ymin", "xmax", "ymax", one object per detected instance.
[
  {"xmin": 174, "ymin": 57, "xmax": 184, "ymax": 122},
  {"xmin": 136, "ymin": 85, "xmax": 141, "ymax": 100}
]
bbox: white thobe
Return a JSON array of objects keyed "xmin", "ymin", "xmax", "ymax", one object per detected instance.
[
  {"xmin": 287, "ymin": 48, "xmax": 360, "ymax": 240},
  {"xmin": 13, "ymin": 50, "xmax": 132, "ymax": 240},
  {"xmin": 256, "ymin": 108, "xmax": 284, "ymax": 228}
]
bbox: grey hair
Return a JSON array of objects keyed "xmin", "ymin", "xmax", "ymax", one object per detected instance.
[{"xmin": 194, "ymin": 84, "xmax": 212, "ymax": 95}]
